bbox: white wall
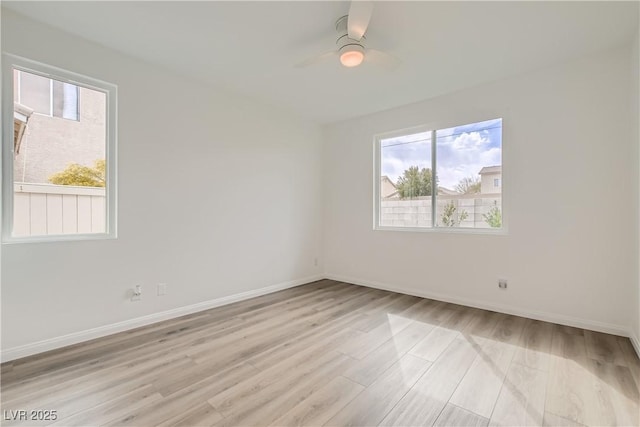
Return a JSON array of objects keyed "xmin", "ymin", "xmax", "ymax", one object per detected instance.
[
  {"xmin": 1, "ymin": 10, "xmax": 323, "ymax": 358},
  {"xmin": 323, "ymin": 45, "xmax": 636, "ymax": 335},
  {"xmin": 632, "ymin": 29, "xmax": 640, "ymax": 347}
]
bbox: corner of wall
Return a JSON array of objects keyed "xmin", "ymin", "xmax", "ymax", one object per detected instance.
[{"xmin": 633, "ymin": 27, "xmax": 640, "ymax": 349}]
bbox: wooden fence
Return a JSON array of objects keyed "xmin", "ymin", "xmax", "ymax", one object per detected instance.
[{"xmin": 13, "ymin": 183, "xmax": 106, "ymax": 236}]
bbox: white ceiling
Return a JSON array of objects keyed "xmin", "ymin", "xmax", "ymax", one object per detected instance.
[{"xmin": 3, "ymin": 1, "xmax": 638, "ymax": 124}]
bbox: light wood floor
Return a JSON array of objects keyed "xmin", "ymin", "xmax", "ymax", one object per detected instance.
[{"xmin": 1, "ymin": 280, "xmax": 639, "ymax": 427}]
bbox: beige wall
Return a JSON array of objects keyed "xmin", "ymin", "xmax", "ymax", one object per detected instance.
[{"xmin": 14, "ymin": 86, "xmax": 106, "ymax": 184}]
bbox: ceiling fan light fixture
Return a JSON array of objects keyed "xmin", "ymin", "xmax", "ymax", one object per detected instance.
[{"xmin": 339, "ymin": 45, "xmax": 365, "ymax": 67}]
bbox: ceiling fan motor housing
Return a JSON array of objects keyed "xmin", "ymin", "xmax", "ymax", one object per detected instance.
[{"xmin": 335, "ymin": 15, "xmax": 366, "ymax": 54}]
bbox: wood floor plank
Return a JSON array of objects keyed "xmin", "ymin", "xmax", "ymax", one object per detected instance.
[
  {"xmin": 434, "ymin": 403, "xmax": 489, "ymax": 427},
  {"xmin": 343, "ymin": 321, "xmax": 434, "ymax": 386},
  {"xmin": 325, "ymin": 354, "xmax": 431, "ymax": 426},
  {"xmin": 544, "ymin": 329, "xmax": 591, "ymax": 425},
  {"xmin": 270, "ymin": 376, "xmax": 364, "ymax": 427},
  {"xmin": 489, "ymin": 362, "xmax": 547, "ymax": 426},
  {"xmin": 349, "ymin": 294, "xmax": 422, "ymax": 332},
  {"xmin": 448, "ymin": 338, "xmax": 517, "ymax": 419},
  {"xmin": 584, "ymin": 330, "xmax": 628, "ymax": 366},
  {"xmin": 213, "ymin": 353, "xmax": 356, "ymax": 426},
  {"xmin": 105, "ymin": 362, "xmax": 260, "ymax": 426},
  {"xmin": 583, "ymin": 358, "xmax": 639, "ymax": 426},
  {"xmin": 49, "ymin": 384, "xmax": 163, "ymax": 427},
  {"xmin": 512, "ymin": 319, "xmax": 554, "ymax": 372},
  {"xmin": 409, "ymin": 325, "xmax": 461, "ymax": 362},
  {"xmin": 553, "ymin": 324, "xmax": 584, "ymax": 336},
  {"xmin": 157, "ymin": 402, "xmax": 223, "ymax": 427},
  {"xmin": 379, "ymin": 338, "xmax": 479, "ymax": 426},
  {"xmin": 542, "ymin": 411, "xmax": 587, "ymax": 426},
  {"xmin": 490, "ymin": 314, "xmax": 527, "ymax": 345},
  {"xmin": 244, "ymin": 316, "xmax": 363, "ymax": 372},
  {"xmin": 208, "ymin": 349, "xmax": 349, "ymax": 417},
  {"xmin": 337, "ymin": 313, "xmax": 414, "ymax": 360},
  {"xmin": 461, "ymin": 309, "xmax": 503, "ymax": 340},
  {"xmin": 3, "ymin": 354, "xmax": 195, "ymax": 421}
]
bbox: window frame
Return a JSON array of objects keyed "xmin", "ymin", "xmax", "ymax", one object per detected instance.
[
  {"xmin": 2, "ymin": 53, "xmax": 118, "ymax": 243},
  {"xmin": 373, "ymin": 119, "xmax": 506, "ymax": 235}
]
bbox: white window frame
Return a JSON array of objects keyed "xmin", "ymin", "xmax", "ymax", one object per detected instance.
[
  {"xmin": 373, "ymin": 119, "xmax": 506, "ymax": 235},
  {"xmin": 2, "ymin": 53, "xmax": 118, "ymax": 243}
]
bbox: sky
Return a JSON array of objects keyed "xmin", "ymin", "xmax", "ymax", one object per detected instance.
[{"xmin": 381, "ymin": 118, "xmax": 502, "ymax": 190}]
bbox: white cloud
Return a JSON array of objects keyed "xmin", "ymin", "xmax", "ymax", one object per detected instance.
[{"xmin": 437, "ymin": 131, "xmax": 501, "ymax": 189}]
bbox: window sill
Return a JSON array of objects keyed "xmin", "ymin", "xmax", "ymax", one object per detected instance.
[
  {"xmin": 373, "ymin": 225, "xmax": 508, "ymax": 235},
  {"xmin": 2, "ymin": 232, "xmax": 117, "ymax": 245}
]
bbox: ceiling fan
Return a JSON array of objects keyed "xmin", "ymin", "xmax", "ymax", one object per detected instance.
[{"xmin": 296, "ymin": 1, "xmax": 400, "ymax": 69}]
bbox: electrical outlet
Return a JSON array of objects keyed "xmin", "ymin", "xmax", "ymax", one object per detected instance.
[
  {"xmin": 131, "ymin": 284, "xmax": 142, "ymax": 301},
  {"xmin": 157, "ymin": 283, "xmax": 167, "ymax": 296},
  {"xmin": 498, "ymin": 279, "xmax": 508, "ymax": 289}
]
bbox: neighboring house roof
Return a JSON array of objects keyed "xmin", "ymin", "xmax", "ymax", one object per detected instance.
[
  {"xmin": 478, "ymin": 165, "xmax": 501, "ymax": 175},
  {"xmin": 14, "ymin": 103, "xmax": 34, "ymax": 155},
  {"xmin": 438, "ymin": 187, "xmax": 458, "ymax": 196},
  {"xmin": 381, "ymin": 176, "xmax": 398, "ymax": 199}
]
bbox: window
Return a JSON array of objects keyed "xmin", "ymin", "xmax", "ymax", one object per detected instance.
[
  {"xmin": 3, "ymin": 54, "xmax": 117, "ymax": 242},
  {"xmin": 14, "ymin": 70, "xmax": 79, "ymax": 120},
  {"xmin": 375, "ymin": 118, "xmax": 502, "ymax": 231}
]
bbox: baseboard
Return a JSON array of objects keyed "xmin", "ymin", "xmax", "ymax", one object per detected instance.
[
  {"xmin": 1, "ymin": 274, "xmax": 323, "ymax": 362},
  {"xmin": 325, "ymin": 273, "xmax": 630, "ymax": 337}
]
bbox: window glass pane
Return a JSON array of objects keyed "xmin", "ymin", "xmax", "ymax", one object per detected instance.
[
  {"xmin": 52, "ymin": 80, "xmax": 64, "ymax": 118},
  {"xmin": 435, "ymin": 118, "xmax": 502, "ymax": 228},
  {"xmin": 18, "ymin": 70, "xmax": 51, "ymax": 115},
  {"xmin": 52, "ymin": 80, "xmax": 79, "ymax": 120},
  {"xmin": 379, "ymin": 131, "xmax": 433, "ymax": 228},
  {"xmin": 63, "ymin": 83, "xmax": 79, "ymax": 120},
  {"xmin": 13, "ymin": 68, "xmax": 107, "ymax": 237}
]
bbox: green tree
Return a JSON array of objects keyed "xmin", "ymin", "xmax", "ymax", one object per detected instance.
[
  {"xmin": 440, "ymin": 201, "xmax": 468, "ymax": 227},
  {"xmin": 483, "ymin": 203, "xmax": 502, "ymax": 228},
  {"xmin": 49, "ymin": 159, "xmax": 105, "ymax": 187},
  {"xmin": 455, "ymin": 176, "xmax": 481, "ymax": 194},
  {"xmin": 396, "ymin": 166, "xmax": 435, "ymax": 199}
]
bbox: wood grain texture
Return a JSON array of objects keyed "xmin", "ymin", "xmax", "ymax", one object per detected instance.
[
  {"xmin": 434, "ymin": 403, "xmax": 489, "ymax": 427},
  {"xmin": 1, "ymin": 280, "xmax": 638, "ymax": 427},
  {"xmin": 380, "ymin": 338, "xmax": 479, "ymax": 426},
  {"xmin": 584, "ymin": 330, "xmax": 628, "ymax": 366},
  {"xmin": 489, "ymin": 362, "xmax": 547, "ymax": 426},
  {"xmin": 270, "ymin": 376, "xmax": 363, "ymax": 426},
  {"xmin": 543, "ymin": 411, "xmax": 587, "ymax": 427},
  {"xmin": 449, "ymin": 338, "xmax": 517, "ymax": 418},
  {"xmin": 326, "ymin": 354, "xmax": 431, "ymax": 427},
  {"xmin": 512, "ymin": 319, "xmax": 554, "ymax": 372}
]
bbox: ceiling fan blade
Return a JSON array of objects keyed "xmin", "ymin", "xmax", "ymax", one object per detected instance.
[
  {"xmin": 347, "ymin": 0, "xmax": 373, "ymax": 41},
  {"xmin": 295, "ymin": 51, "xmax": 337, "ymax": 68},
  {"xmin": 366, "ymin": 49, "xmax": 401, "ymax": 70}
]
